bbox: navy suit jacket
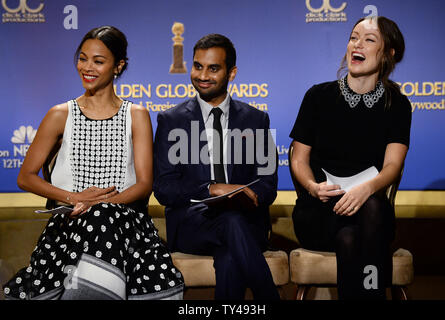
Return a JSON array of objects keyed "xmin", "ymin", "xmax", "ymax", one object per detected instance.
[{"xmin": 153, "ymin": 97, "xmax": 278, "ymax": 251}]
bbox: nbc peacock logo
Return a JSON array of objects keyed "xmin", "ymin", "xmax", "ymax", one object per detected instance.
[
  {"xmin": 0, "ymin": 125, "xmax": 37, "ymax": 169},
  {"xmin": 11, "ymin": 125, "xmax": 36, "ymax": 144}
]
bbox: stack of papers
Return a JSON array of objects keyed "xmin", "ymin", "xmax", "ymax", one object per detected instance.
[
  {"xmin": 191, "ymin": 179, "xmax": 259, "ymax": 205},
  {"xmin": 322, "ymin": 166, "xmax": 379, "ymax": 192}
]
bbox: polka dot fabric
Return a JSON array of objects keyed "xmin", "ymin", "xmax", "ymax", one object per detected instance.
[
  {"xmin": 3, "ymin": 203, "xmax": 184, "ymax": 299},
  {"xmin": 2, "ymin": 100, "xmax": 183, "ymax": 299}
]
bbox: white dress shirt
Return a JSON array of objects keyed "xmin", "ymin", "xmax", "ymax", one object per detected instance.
[{"xmin": 197, "ymin": 92, "xmax": 231, "ymax": 183}]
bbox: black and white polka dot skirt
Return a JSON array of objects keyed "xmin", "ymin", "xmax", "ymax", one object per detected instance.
[{"xmin": 2, "ymin": 203, "xmax": 184, "ymax": 300}]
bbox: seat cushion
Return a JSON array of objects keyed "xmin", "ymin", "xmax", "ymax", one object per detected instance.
[
  {"xmin": 264, "ymin": 250, "xmax": 290, "ymax": 286},
  {"xmin": 171, "ymin": 252, "xmax": 215, "ymax": 287},
  {"xmin": 290, "ymin": 248, "xmax": 413, "ymax": 286},
  {"xmin": 290, "ymin": 249, "xmax": 337, "ymax": 284},
  {"xmin": 171, "ymin": 250, "xmax": 289, "ymax": 287},
  {"xmin": 392, "ymin": 248, "xmax": 414, "ymax": 285}
]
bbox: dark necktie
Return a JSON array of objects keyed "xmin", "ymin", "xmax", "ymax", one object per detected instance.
[{"xmin": 211, "ymin": 107, "xmax": 226, "ymax": 183}]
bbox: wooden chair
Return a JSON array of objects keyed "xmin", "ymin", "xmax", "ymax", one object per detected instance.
[
  {"xmin": 169, "ymin": 205, "xmax": 290, "ymax": 298},
  {"xmin": 288, "ymin": 143, "xmax": 414, "ymax": 300},
  {"xmin": 171, "ymin": 249, "xmax": 289, "ymax": 298}
]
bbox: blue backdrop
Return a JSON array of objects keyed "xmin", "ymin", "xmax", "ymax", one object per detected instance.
[{"xmin": 1, "ymin": 0, "xmax": 444, "ymax": 192}]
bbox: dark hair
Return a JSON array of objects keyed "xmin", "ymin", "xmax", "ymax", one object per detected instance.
[
  {"xmin": 75, "ymin": 26, "xmax": 128, "ymax": 78},
  {"xmin": 338, "ymin": 17, "xmax": 405, "ymax": 107},
  {"xmin": 193, "ymin": 34, "xmax": 236, "ymax": 71}
]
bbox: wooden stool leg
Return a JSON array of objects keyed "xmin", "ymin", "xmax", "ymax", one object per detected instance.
[
  {"xmin": 295, "ymin": 285, "xmax": 310, "ymax": 300},
  {"xmin": 391, "ymin": 286, "xmax": 409, "ymax": 300},
  {"xmin": 277, "ymin": 286, "xmax": 285, "ymax": 300}
]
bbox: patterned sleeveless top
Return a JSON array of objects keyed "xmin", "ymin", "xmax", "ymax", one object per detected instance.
[{"xmin": 51, "ymin": 99, "xmax": 136, "ymax": 193}]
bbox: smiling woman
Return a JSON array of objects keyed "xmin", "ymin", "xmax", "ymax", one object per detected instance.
[
  {"xmin": 2, "ymin": 26, "xmax": 184, "ymax": 300},
  {"xmin": 75, "ymin": 26, "xmax": 128, "ymax": 80},
  {"xmin": 339, "ymin": 17, "xmax": 405, "ymax": 101},
  {"xmin": 289, "ymin": 16, "xmax": 412, "ymax": 300}
]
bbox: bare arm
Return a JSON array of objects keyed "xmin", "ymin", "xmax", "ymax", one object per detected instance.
[
  {"xmin": 18, "ymin": 104, "xmax": 118, "ymax": 203},
  {"xmin": 368, "ymin": 143, "xmax": 408, "ymax": 194},
  {"xmin": 334, "ymin": 143, "xmax": 408, "ymax": 215},
  {"xmin": 17, "ymin": 104, "xmax": 73, "ymax": 202},
  {"xmin": 18, "ymin": 104, "xmax": 119, "ymax": 217},
  {"xmin": 290, "ymin": 140, "xmax": 344, "ymax": 201}
]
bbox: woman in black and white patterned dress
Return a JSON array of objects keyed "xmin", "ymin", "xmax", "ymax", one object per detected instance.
[{"xmin": 2, "ymin": 26, "xmax": 184, "ymax": 300}]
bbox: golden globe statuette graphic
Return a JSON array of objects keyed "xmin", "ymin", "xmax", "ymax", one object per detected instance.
[{"xmin": 169, "ymin": 22, "xmax": 187, "ymax": 74}]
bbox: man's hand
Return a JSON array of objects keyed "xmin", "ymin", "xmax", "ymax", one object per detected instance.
[
  {"xmin": 209, "ymin": 183, "xmax": 258, "ymax": 210},
  {"xmin": 229, "ymin": 187, "xmax": 258, "ymax": 211}
]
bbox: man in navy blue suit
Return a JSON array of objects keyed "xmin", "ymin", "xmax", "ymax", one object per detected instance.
[{"xmin": 153, "ymin": 34, "xmax": 279, "ymax": 300}]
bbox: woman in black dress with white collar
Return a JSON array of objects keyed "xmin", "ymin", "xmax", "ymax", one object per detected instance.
[{"xmin": 289, "ymin": 17, "xmax": 412, "ymax": 300}]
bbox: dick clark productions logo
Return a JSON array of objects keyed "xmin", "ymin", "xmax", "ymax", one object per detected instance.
[
  {"xmin": 305, "ymin": 0, "xmax": 347, "ymax": 23},
  {"xmin": 2, "ymin": 0, "xmax": 45, "ymax": 23}
]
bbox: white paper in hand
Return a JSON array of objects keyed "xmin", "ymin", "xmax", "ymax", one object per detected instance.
[
  {"xmin": 35, "ymin": 206, "xmax": 73, "ymax": 215},
  {"xmin": 321, "ymin": 167, "xmax": 379, "ymax": 192},
  {"xmin": 190, "ymin": 179, "xmax": 260, "ymax": 205}
]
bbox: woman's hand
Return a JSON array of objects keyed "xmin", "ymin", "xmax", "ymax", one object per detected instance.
[
  {"xmin": 68, "ymin": 186, "xmax": 118, "ymax": 218},
  {"xmin": 310, "ymin": 181, "xmax": 345, "ymax": 202},
  {"xmin": 333, "ymin": 183, "xmax": 373, "ymax": 216},
  {"xmin": 70, "ymin": 186, "xmax": 118, "ymax": 204},
  {"xmin": 291, "ymin": 141, "xmax": 344, "ymax": 203},
  {"xmin": 333, "ymin": 143, "xmax": 408, "ymax": 216}
]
